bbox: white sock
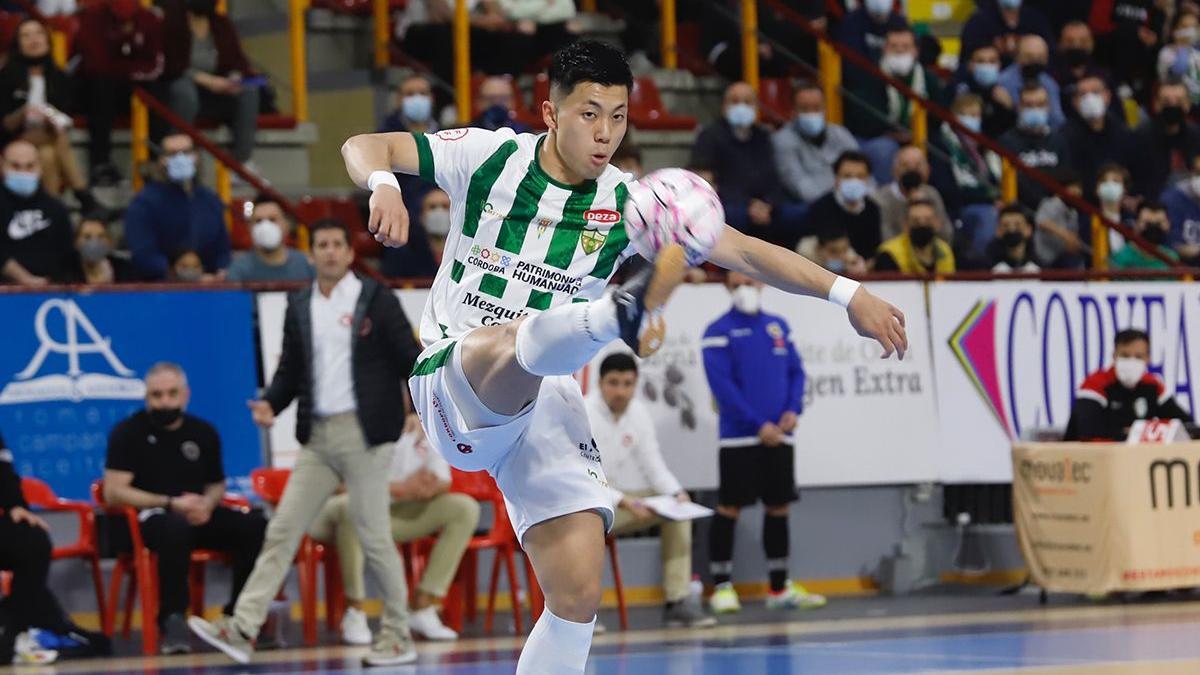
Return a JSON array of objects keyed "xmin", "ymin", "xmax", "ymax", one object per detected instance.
[
  {"xmin": 514, "ymin": 294, "xmax": 620, "ymax": 377},
  {"xmin": 515, "ymin": 608, "xmax": 595, "ymax": 675}
]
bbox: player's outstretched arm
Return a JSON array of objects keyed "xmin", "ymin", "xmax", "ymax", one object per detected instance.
[
  {"xmin": 707, "ymin": 225, "xmax": 909, "ymax": 360},
  {"xmin": 341, "ymin": 132, "xmax": 420, "ymax": 247}
]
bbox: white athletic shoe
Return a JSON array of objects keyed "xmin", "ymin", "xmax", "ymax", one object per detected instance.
[
  {"xmin": 765, "ymin": 581, "xmax": 827, "ymax": 610},
  {"xmin": 409, "ymin": 606, "xmax": 458, "ymax": 641},
  {"xmin": 362, "ymin": 630, "xmax": 418, "ymax": 667},
  {"xmin": 708, "ymin": 582, "xmax": 742, "ymax": 614},
  {"xmin": 341, "ymin": 607, "xmax": 373, "ymax": 646}
]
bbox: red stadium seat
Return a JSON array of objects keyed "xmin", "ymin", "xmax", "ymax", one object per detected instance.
[
  {"xmin": 759, "ymin": 78, "xmax": 795, "ymax": 127},
  {"xmin": 628, "ymin": 77, "xmax": 697, "ymax": 130},
  {"xmin": 676, "ymin": 22, "xmax": 716, "ymax": 76}
]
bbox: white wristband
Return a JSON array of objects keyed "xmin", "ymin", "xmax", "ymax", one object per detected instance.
[
  {"xmin": 828, "ymin": 276, "xmax": 861, "ymax": 308},
  {"xmin": 367, "ymin": 170, "xmax": 401, "ymax": 193}
]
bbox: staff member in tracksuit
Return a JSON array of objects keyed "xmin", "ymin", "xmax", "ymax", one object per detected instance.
[{"xmin": 700, "ymin": 271, "xmax": 826, "ymax": 615}]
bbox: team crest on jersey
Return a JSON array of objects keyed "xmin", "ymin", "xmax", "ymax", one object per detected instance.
[
  {"xmin": 580, "ymin": 228, "xmax": 607, "ymax": 255},
  {"xmin": 436, "ymin": 128, "xmax": 469, "ymax": 141},
  {"xmin": 536, "ymin": 217, "xmax": 554, "ymax": 238}
]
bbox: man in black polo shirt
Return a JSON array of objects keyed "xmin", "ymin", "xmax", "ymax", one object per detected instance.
[
  {"xmin": 103, "ymin": 363, "xmax": 266, "ymax": 655},
  {"xmin": 1064, "ymin": 329, "xmax": 1190, "ymax": 441}
]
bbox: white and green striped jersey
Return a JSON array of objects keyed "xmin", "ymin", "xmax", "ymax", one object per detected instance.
[{"xmin": 410, "ymin": 127, "xmax": 637, "ymax": 348}]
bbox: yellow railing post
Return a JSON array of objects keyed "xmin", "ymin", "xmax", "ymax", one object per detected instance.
[
  {"xmin": 216, "ymin": 0, "xmax": 227, "ymax": 13},
  {"xmin": 289, "ymin": 0, "xmax": 309, "ymax": 122},
  {"xmin": 215, "ymin": 163, "xmax": 233, "ymax": 232},
  {"xmin": 581, "ymin": 0, "xmax": 597, "ymax": 11},
  {"xmin": 454, "ymin": 0, "xmax": 471, "ymax": 125},
  {"xmin": 741, "ymin": 0, "xmax": 759, "ymax": 92},
  {"xmin": 49, "ymin": 31, "xmax": 67, "ymax": 69},
  {"xmin": 131, "ymin": 97, "xmax": 149, "ymax": 191},
  {"xmin": 1001, "ymin": 159, "xmax": 1017, "ymax": 203},
  {"xmin": 1091, "ymin": 214, "xmax": 1110, "ymax": 271},
  {"xmin": 818, "ymin": 41, "xmax": 842, "ymax": 124},
  {"xmin": 911, "ymin": 101, "xmax": 927, "ymax": 150},
  {"xmin": 373, "ymin": 0, "xmax": 390, "ymax": 69},
  {"xmin": 660, "ymin": 0, "xmax": 677, "ymax": 70}
]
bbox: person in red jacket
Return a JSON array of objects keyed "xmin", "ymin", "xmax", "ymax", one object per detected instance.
[
  {"xmin": 75, "ymin": 0, "xmax": 165, "ymax": 187},
  {"xmin": 158, "ymin": 0, "xmax": 260, "ymax": 169},
  {"xmin": 1064, "ymin": 329, "xmax": 1190, "ymax": 441}
]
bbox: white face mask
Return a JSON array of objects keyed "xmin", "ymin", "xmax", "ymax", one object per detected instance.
[
  {"xmin": 882, "ymin": 52, "xmax": 916, "ymax": 76},
  {"xmin": 423, "ymin": 207, "xmax": 451, "ymax": 237},
  {"xmin": 731, "ymin": 285, "xmax": 761, "ymax": 314},
  {"xmin": 1115, "ymin": 356, "xmax": 1147, "ymax": 389},
  {"xmin": 251, "ymin": 219, "xmax": 284, "ymax": 250}
]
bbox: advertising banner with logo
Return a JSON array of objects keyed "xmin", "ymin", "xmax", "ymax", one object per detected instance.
[
  {"xmin": 583, "ymin": 282, "xmax": 939, "ymax": 489},
  {"xmin": 256, "ymin": 289, "xmax": 430, "ymax": 469},
  {"xmin": 0, "ymin": 291, "xmax": 261, "ymax": 499},
  {"xmin": 1014, "ymin": 442, "xmax": 1200, "ymax": 593},
  {"xmin": 930, "ymin": 282, "xmax": 1200, "ymax": 483}
]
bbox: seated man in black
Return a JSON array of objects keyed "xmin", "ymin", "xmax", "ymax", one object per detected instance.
[
  {"xmin": 103, "ymin": 362, "xmax": 266, "ymax": 655},
  {"xmin": 0, "ymin": 430, "xmax": 109, "ymax": 664},
  {"xmin": 1064, "ymin": 329, "xmax": 1190, "ymax": 441}
]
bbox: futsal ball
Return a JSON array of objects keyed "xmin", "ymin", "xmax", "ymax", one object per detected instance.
[{"xmin": 623, "ymin": 168, "xmax": 725, "ymax": 266}]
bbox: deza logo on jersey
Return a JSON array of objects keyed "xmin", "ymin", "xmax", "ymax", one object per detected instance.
[
  {"xmin": 584, "ymin": 209, "xmax": 620, "ymax": 224},
  {"xmin": 0, "ymin": 299, "xmax": 145, "ymax": 404}
]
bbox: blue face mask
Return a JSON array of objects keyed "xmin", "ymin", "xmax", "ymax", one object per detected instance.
[
  {"xmin": 165, "ymin": 153, "xmax": 196, "ymax": 183},
  {"xmin": 725, "ymin": 103, "xmax": 756, "ymax": 129},
  {"xmin": 838, "ymin": 177, "xmax": 868, "ymax": 203},
  {"xmin": 4, "ymin": 171, "xmax": 38, "ymax": 197},
  {"xmin": 1018, "ymin": 107, "xmax": 1049, "ymax": 130},
  {"xmin": 958, "ymin": 114, "xmax": 982, "ymax": 133},
  {"xmin": 796, "ymin": 112, "xmax": 826, "ymax": 137},
  {"xmin": 972, "ymin": 62, "xmax": 999, "ymax": 87},
  {"xmin": 401, "ymin": 94, "xmax": 432, "ymax": 123}
]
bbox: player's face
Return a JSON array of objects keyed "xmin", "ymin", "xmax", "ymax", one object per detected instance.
[
  {"xmin": 600, "ymin": 370, "xmax": 637, "ymax": 414},
  {"xmin": 546, "ymin": 82, "xmax": 629, "ymax": 181}
]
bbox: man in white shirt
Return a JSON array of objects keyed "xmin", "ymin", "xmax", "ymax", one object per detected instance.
[
  {"xmin": 586, "ymin": 353, "xmax": 716, "ymax": 629},
  {"xmin": 309, "ymin": 421, "xmax": 480, "ymax": 644}
]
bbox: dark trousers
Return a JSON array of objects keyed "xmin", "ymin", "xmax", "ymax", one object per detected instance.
[
  {"xmin": 139, "ymin": 506, "xmax": 266, "ymax": 626},
  {"xmin": 80, "ymin": 76, "xmax": 133, "ymax": 168},
  {"xmin": 0, "ymin": 517, "xmax": 71, "ymax": 634}
]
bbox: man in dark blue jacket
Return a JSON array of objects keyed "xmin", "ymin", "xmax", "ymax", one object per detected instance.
[
  {"xmin": 124, "ymin": 133, "xmax": 230, "ymax": 280},
  {"xmin": 701, "ymin": 271, "xmax": 825, "ymax": 615}
]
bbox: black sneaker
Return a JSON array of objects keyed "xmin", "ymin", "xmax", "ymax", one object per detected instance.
[
  {"xmin": 159, "ymin": 613, "xmax": 192, "ymax": 655},
  {"xmin": 613, "ymin": 244, "xmax": 687, "ymax": 357}
]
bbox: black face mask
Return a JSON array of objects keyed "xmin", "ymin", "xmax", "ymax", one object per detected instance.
[
  {"xmin": 909, "ymin": 225, "xmax": 936, "ymax": 247},
  {"xmin": 17, "ymin": 52, "xmax": 50, "ymax": 68},
  {"xmin": 1142, "ymin": 226, "xmax": 1168, "ymax": 245},
  {"xmin": 1159, "ymin": 105, "xmax": 1185, "ymax": 127},
  {"xmin": 1002, "ymin": 230, "xmax": 1026, "ymax": 248},
  {"xmin": 1061, "ymin": 48, "xmax": 1090, "ymax": 68},
  {"xmin": 899, "ymin": 170, "xmax": 923, "ymax": 192},
  {"xmin": 149, "ymin": 407, "xmax": 183, "ymax": 428},
  {"xmin": 1020, "ymin": 63, "xmax": 1045, "ymax": 80},
  {"xmin": 187, "ymin": 0, "xmax": 217, "ymax": 15}
]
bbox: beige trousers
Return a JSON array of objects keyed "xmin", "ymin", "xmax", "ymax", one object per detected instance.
[
  {"xmin": 231, "ymin": 413, "xmax": 411, "ymax": 639},
  {"xmin": 610, "ymin": 490, "xmax": 693, "ymax": 602},
  {"xmin": 310, "ymin": 491, "xmax": 480, "ymax": 600}
]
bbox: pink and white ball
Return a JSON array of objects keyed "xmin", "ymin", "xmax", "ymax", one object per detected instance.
[{"xmin": 623, "ymin": 168, "xmax": 725, "ymax": 266}]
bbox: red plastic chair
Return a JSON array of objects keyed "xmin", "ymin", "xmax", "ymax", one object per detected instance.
[
  {"xmin": 250, "ymin": 467, "xmax": 338, "ymax": 647},
  {"xmin": 91, "ymin": 480, "xmax": 251, "ymax": 655},
  {"xmin": 4, "ymin": 479, "xmax": 108, "ymax": 632},
  {"xmin": 759, "ymin": 78, "xmax": 796, "ymax": 127},
  {"xmin": 628, "ymin": 77, "xmax": 697, "ymax": 130}
]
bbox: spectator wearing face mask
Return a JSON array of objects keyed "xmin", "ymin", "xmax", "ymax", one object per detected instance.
[
  {"xmin": 1052, "ymin": 21, "xmax": 1112, "ymax": 93},
  {"xmin": 801, "ymin": 151, "xmax": 882, "ymax": 257},
  {"xmin": 874, "ymin": 198, "xmax": 955, "ymax": 273},
  {"xmin": 1162, "ymin": 153, "xmax": 1200, "ymax": 265},
  {"xmin": 985, "ymin": 204, "xmax": 1042, "ymax": 272},
  {"xmin": 1033, "ymin": 168, "xmax": 1088, "ymax": 269},
  {"xmin": 803, "ymin": 225, "xmax": 868, "ymax": 276},
  {"xmin": 472, "ymin": 76, "xmax": 531, "ymax": 133},
  {"xmin": 0, "ymin": 139, "xmax": 77, "ymax": 285},
  {"xmin": 1094, "ymin": 162, "xmax": 1137, "ymax": 254},
  {"xmin": 381, "ymin": 188, "xmax": 449, "ymax": 279},
  {"xmin": 1065, "ymin": 76, "xmax": 1133, "ymax": 199},
  {"xmin": 1064, "ymin": 329, "xmax": 1189, "ymax": 442},
  {"xmin": 75, "ymin": 216, "xmax": 135, "ymax": 284},
  {"xmin": 124, "ymin": 133, "xmax": 230, "ymax": 281},
  {"xmin": 170, "ymin": 249, "xmax": 205, "ymax": 282},
  {"xmin": 996, "ymin": 35, "xmax": 1064, "ymax": 130},
  {"xmin": 999, "ymin": 83, "xmax": 1072, "ymax": 209},
  {"xmin": 380, "ymin": 75, "xmax": 438, "ymax": 135},
  {"xmin": 948, "ymin": 45, "xmax": 1016, "ymax": 138},
  {"xmin": 872, "ymin": 144, "xmax": 952, "ymax": 243},
  {"xmin": 225, "ymin": 195, "xmax": 313, "ymax": 282},
  {"xmin": 844, "ymin": 27, "xmax": 943, "ymax": 186},
  {"xmin": 1159, "ymin": 11, "xmax": 1200, "ymax": 106},
  {"xmin": 1132, "ymin": 80, "xmax": 1200, "ymax": 200},
  {"xmin": 772, "ymin": 82, "xmax": 859, "ymax": 204},
  {"xmin": 691, "ymin": 81, "xmax": 801, "ymax": 247},
  {"xmin": 932, "ymin": 92, "xmax": 1002, "ymax": 252},
  {"xmin": 1110, "ymin": 201, "xmax": 1180, "ymax": 270},
  {"xmin": 960, "ymin": 0, "xmax": 1053, "ymax": 68},
  {"xmin": 1091, "ymin": 0, "xmax": 1166, "ymax": 100},
  {"xmin": 835, "ymin": 0, "xmax": 909, "ymax": 65}
]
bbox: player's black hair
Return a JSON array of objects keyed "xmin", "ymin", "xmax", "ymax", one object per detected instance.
[
  {"xmin": 309, "ymin": 217, "xmax": 351, "ymax": 245},
  {"xmin": 1115, "ymin": 329, "xmax": 1149, "ymax": 348},
  {"xmin": 599, "ymin": 352, "xmax": 638, "ymax": 378},
  {"xmin": 548, "ymin": 39, "xmax": 633, "ymax": 100}
]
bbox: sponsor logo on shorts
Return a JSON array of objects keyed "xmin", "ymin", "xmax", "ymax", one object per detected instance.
[
  {"xmin": 579, "ymin": 438, "xmax": 601, "ymax": 464},
  {"xmin": 461, "ymin": 292, "xmax": 527, "ymax": 326},
  {"xmin": 436, "ymin": 128, "xmax": 469, "ymax": 141},
  {"xmin": 457, "ymin": 443, "xmax": 473, "ymax": 455},
  {"xmin": 431, "ymin": 393, "xmax": 457, "ymax": 442}
]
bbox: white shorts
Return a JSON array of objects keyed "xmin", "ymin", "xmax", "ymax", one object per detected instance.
[{"xmin": 408, "ymin": 334, "xmax": 614, "ymax": 543}]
